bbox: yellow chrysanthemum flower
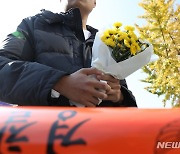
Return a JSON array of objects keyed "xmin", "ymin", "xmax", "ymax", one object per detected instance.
[
  {"xmin": 103, "ymin": 29, "xmax": 111, "ymax": 36},
  {"xmin": 118, "ymin": 35, "xmax": 125, "ymax": 41},
  {"xmin": 130, "ymin": 45, "xmax": 137, "ymax": 55},
  {"xmin": 113, "ymin": 22, "xmax": 122, "ymax": 29},
  {"xmin": 104, "ymin": 29, "xmax": 116, "ymax": 36},
  {"xmin": 101, "ymin": 35, "xmax": 109, "ymax": 42},
  {"xmin": 113, "ymin": 29, "xmax": 119, "ymax": 35},
  {"xmin": 128, "ymin": 31, "xmax": 138, "ymax": 40},
  {"xmin": 104, "ymin": 38, "xmax": 116, "ymax": 47},
  {"xmin": 124, "ymin": 39, "xmax": 131, "ymax": 48},
  {"xmin": 118, "ymin": 43, "xmax": 122, "ymax": 48},
  {"xmin": 118, "ymin": 31, "xmax": 129, "ymax": 41},
  {"xmin": 135, "ymin": 43, "xmax": 141, "ymax": 51},
  {"xmin": 132, "ymin": 42, "xmax": 141, "ymax": 52},
  {"xmin": 125, "ymin": 26, "xmax": 135, "ymax": 31},
  {"xmin": 130, "ymin": 38, "xmax": 136, "ymax": 44}
]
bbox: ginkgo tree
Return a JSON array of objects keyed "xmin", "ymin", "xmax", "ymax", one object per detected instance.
[{"xmin": 136, "ymin": 0, "xmax": 180, "ymax": 107}]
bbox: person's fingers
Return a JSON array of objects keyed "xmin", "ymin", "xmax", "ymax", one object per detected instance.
[
  {"xmin": 87, "ymin": 86, "xmax": 107, "ymax": 100},
  {"xmin": 83, "ymin": 101, "xmax": 96, "ymax": 107},
  {"xmin": 106, "ymin": 89, "xmax": 114, "ymax": 95},
  {"xmin": 81, "ymin": 68, "xmax": 103, "ymax": 76},
  {"xmin": 91, "ymin": 80, "xmax": 111, "ymax": 92},
  {"xmin": 104, "ymin": 94, "xmax": 120, "ymax": 102},
  {"xmin": 107, "ymin": 82, "xmax": 121, "ymax": 89},
  {"xmin": 89, "ymin": 97, "xmax": 100, "ymax": 105},
  {"xmin": 91, "ymin": 89, "xmax": 107, "ymax": 100},
  {"xmin": 97, "ymin": 74, "xmax": 119, "ymax": 83},
  {"xmin": 106, "ymin": 89, "xmax": 121, "ymax": 95},
  {"xmin": 103, "ymin": 94, "xmax": 116, "ymax": 101}
]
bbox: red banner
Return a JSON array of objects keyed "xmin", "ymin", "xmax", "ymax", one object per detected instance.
[{"xmin": 0, "ymin": 107, "xmax": 180, "ymax": 154}]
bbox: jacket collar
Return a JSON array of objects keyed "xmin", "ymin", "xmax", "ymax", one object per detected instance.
[
  {"xmin": 40, "ymin": 8, "xmax": 98, "ymax": 39},
  {"xmin": 86, "ymin": 25, "xmax": 98, "ymax": 40}
]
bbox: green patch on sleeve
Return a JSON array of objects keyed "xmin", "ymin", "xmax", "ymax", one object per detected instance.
[{"xmin": 12, "ymin": 31, "xmax": 25, "ymax": 40}]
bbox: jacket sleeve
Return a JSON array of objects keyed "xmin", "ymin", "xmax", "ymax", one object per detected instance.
[
  {"xmin": 99, "ymin": 79, "xmax": 137, "ymax": 107},
  {"xmin": 118, "ymin": 79, "xmax": 137, "ymax": 107},
  {"xmin": 0, "ymin": 19, "xmax": 68, "ymax": 106}
]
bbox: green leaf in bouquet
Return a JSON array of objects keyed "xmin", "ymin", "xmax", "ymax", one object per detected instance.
[
  {"xmin": 111, "ymin": 47, "xmax": 131, "ymax": 62},
  {"xmin": 117, "ymin": 50, "xmax": 131, "ymax": 62}
]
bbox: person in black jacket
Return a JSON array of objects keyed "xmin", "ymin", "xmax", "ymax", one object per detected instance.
[{"xmin": 0, "ymin": 0, "xmax": 137, "ymax": 107}]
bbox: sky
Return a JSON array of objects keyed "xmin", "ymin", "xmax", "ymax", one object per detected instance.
[{"xmin": 0, "ymin": 0, "xmax": 179, "ymax": 108}]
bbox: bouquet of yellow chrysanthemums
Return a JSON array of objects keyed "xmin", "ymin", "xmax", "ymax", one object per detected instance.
[{"xmin": 91, "ymin": 22, "xmax": 153, "ymax": 79}]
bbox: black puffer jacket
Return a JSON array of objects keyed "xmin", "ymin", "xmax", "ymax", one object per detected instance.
[{"xmin": 0, "ymin": 8, "xmax": 137, "ymax": 107}]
